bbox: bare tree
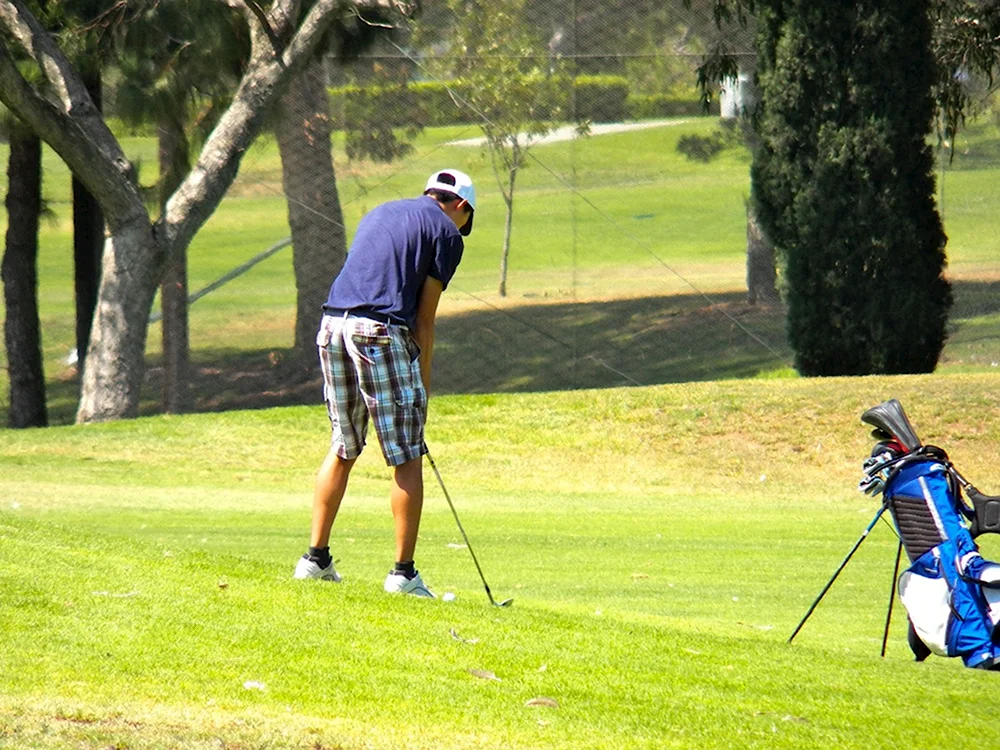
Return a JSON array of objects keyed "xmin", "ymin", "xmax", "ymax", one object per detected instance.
[
  {"xmin": 0, "ymin": 0, "xmax": 414, "ymax": 423},
  {"xmin": 110, "ymin": 0, "xmax": 248, "ymax": 413},
  {"xmin": 275, "ymin": 10, "xmax": 400, "ymax": 364},
  {"xmin": 448, "ymin": 0, "xmax": 567, "ymax": 297}
]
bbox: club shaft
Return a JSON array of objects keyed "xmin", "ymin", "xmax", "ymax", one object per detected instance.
[{"xmin": 426, "ymin": 449, "xmax": 498, "ymax": 605}]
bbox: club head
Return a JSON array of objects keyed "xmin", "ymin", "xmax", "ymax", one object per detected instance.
[{"xmin": 493, "ymin": 597, "xmax": 514, "ymax": 608}]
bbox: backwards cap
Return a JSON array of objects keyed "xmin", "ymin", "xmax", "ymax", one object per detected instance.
[{"xmin": 424, "ymin": 169, "xmax": 476, "ymax": 236}]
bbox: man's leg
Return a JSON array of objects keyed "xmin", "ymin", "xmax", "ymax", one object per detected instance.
[
  {"xmin": 295, "ymin": 448, "xmax": 356, "ymax": 581},
  {"xmin": 351, "ymin": 323, "xmax": 433, "ymax": 596},
  {"xmin": 390, "ymin": 455, "xmax": 423, "ymax": 563},
  {"xmin": 311, "ymin": 449, "xmax": 357, "ymax": 548},
  {"xmin": 297, "ymin": 314, "xmax": 364, "ymax": 582},
  {"xmin": 383, "ymin": 455, "xmax": 433, "ymax": 597}
]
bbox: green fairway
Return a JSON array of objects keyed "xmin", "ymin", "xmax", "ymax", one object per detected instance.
[
  {"xmin": 3, "ymin": 116, "xmax": 1000, "ymax": 424},
  {"xmin": 3, "ymin": 376, "xmax": 1000, "ymax": 748},
  {"xmin": 3, "ymin": 115, "xmax": 1000, "ymax": 747}
]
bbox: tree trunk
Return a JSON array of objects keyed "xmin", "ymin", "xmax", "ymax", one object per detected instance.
[
  {"xmin": 498, "ymin": 166, "xmax": 517, "ymax": 298},
  {"xmin": 73, "ymin": 71, "xmax": 104, "ymax": 375},
  {"xmin": 746, "ymin": 200, "xmax": 777, "ymax": 305},
  {"xmin": 0, "ymin": 0, "xmax": 413, "ymax": 423},
  {"xmin": 75, "ymin": 219, "xmax": 164, "ymax": 422},
  {"xmin": 2, "ymin": 130, "xmax": 47, "ymax": 428},
  {"xmin": 275, "ymin": 57, "xmax": 347, "ymax": 364},
  {"xmin": 159, "ymin": 117, "xmax": 192, "ymax": 413}
]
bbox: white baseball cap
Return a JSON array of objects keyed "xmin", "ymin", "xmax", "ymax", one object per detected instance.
[{"xmin": 424, "ymin": 169, "xmax": 476, "ymax": 236}]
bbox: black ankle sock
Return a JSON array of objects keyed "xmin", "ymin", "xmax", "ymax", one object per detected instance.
[
  {"xmin": 394, "ymin": 560, "xmax": 416, "ymax": 579},
  {"xmin": 308, "ymin": 546, "xmax": 332, "ymax": 568}
]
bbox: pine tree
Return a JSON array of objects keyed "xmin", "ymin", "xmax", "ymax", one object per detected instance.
[{"xmin": 752, "ymin": 0, "xmax": 950, "ymax": 374}]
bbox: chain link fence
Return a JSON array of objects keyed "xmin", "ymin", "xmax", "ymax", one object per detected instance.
[
  {"xmin": 166, "ymin": 2, "xmax": 792, "ymax": 415},
  {"xmin": 2, "ymin": 1, "xmax": 1000, "ymax": 422}
]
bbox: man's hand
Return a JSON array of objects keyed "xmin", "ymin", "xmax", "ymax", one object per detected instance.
[{"xmin": 413, "ymin": 277, "xmax": 444, "ymax": 396}]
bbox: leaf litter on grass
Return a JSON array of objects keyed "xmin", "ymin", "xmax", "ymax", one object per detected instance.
[
  {"xmin": 467, "ymin": 669, "xmax": 501, "ymax": 682},
  {"xmin": 449, "ymin": 628, "xmax": 479, "ymax": 644},
  {"xmin": 525, "ymin": 698, "xmax": 559, "ymax": 708}
]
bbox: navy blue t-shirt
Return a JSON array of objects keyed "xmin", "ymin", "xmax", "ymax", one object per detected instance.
[{"xmin": 324, "ymin": 196, "xmax": 465, "ymax": 327}]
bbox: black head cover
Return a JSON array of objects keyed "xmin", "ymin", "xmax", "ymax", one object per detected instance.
[{"xmin": 861, "ymin": 399, "xmax": 922, "ymax": 452}]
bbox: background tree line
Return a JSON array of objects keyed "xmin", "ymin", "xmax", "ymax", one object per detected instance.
[{"xmin": 0, "ymin": 0, "xmax": 411, "ymax": 427}]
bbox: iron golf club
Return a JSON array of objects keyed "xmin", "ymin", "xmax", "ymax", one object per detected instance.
[{"xmin": 425, "ymin": 447, "xmax": 513, "ymax": 608}]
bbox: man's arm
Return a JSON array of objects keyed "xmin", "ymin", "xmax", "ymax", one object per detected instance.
[{"xmin": 412, "ymin": 276, "xmax": 444, "ymax": 395}]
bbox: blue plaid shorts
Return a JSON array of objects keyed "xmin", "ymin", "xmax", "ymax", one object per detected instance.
[{"xmin": 317, "ymin": 313, "xmax": 427, "ymax": 467}]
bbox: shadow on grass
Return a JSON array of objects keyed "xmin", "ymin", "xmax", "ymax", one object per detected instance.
[
  {"xmin": 26, "ymin": 291, "xmax": 792, "ymax": 425},
  {"xmin": 22, "ymin": 280, "xmax": 1000, "ymax": 426},
  {"xmin": 949, "ymin": 280, "xmax": 1000, "ymax": 320},
  {"xmin": 154, "ymin": 292, "xmax": 791, "ymax": 412},
  {"xmin": 432, "ymin": 291, "xmax": 790, "ymax": 393}
]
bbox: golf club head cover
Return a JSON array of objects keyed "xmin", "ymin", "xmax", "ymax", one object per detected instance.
[{"xmin": 861, "ymin": 399, "xmax": 922, "ymax": 453}]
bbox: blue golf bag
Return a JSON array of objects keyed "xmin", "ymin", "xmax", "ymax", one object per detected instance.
[{"xmin": 860, "ymin": 400, "xmax": 1000, "ymax": 669}]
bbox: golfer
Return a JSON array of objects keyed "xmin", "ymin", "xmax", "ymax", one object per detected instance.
[{"xmin": 294, "ymin": 169, "xmax": 476, "ymax": 598}]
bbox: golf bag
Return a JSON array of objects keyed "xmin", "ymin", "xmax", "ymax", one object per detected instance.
[{"xmin": 860, "ymin": 399, "xmax": 1000, "ymax": 669}]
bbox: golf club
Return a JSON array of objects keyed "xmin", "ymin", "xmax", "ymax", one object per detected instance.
[{"xmin": 425, "ymin": 447, "xmax": 513, "ymax": 608}]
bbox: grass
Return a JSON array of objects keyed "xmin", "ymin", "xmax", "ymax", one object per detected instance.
[
  {"xmin": 4, "ymin": 376, "xmax": 1000, "ymax": 748},
  {"xmin": 4, "ymin": 116, "xmax": 1000, "ymax": 425},
  {"xmin": 2, "ymin": 115, "xmax": 1000, "ymax": 746}
]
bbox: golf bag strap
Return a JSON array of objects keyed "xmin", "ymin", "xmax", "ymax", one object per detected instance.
[
  {"xmin": 960, "ymin": 574, "xmax": 1000, "ymax": 589},
  {"xmin": 966, "ymin": 487, "xmax": 1000, "ymax": 538}
]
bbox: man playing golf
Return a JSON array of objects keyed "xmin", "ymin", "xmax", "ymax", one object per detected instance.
[{"xmin": 294, "ymin": 169, "xmax": 476, "ymax": 598}]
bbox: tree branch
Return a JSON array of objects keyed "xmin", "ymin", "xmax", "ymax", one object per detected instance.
[
  {"xmin": 243, "ymin": 0, "xmax": 286, "ymax": 59},
  {"xmin": 0, "ymin": 0, "xmax": 92, "ymax": 112},
  {"xmin": 160, "ymin": 0, "xmax": 416, "ymax": 253},
  {"xmin": 0, "ymin": 8, "xmax": 146, "ymax": 229}
]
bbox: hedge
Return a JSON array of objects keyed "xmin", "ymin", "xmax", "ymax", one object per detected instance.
[{"xmin": 328, "ymin": 76, "xmax": 710, "ymax": 130}]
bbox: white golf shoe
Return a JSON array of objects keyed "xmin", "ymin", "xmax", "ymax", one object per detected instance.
[
  {"xmin": 294, "ymin": 556, "xmax": 341, "ymax": 582},
  {"xmin": 383, "ymin": 571, "xmax": 435, "ymax": 598}
]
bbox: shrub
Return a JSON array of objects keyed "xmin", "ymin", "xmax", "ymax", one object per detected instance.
[
  {"xmin": 329, "ymin": 84, "xmax": 424, "ymax": 162},
  {"xmin": 676, "ymin": 131, "xmax": 728, "ymax": 162},
  {"xmin": 628, "ymin": 94, "xmax": 718, "ymax": 119},
  {"xmin": 570, "ymin": 75, "xmax": 629, "ymax": 122},
  {"xmin": 328, "ymin": 75, "xmax": 650, "ymax": 130}
]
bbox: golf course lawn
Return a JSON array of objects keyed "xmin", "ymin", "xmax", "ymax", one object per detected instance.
[
  {"xmin": 3, "ymin": 377, "xmax": 1000, "ymax": 748},
  {"xmin": 3, "ymin": 116, "xmax": 1000, "ymax": 747},
  {"xmin": 3, "ymin": 117, "xmax": 1000, "ymax": 422}
]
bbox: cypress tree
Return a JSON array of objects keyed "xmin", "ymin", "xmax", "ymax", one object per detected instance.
[{"xmin": 753, "ymin": 0, "xmax": 951, "ymax": 375}]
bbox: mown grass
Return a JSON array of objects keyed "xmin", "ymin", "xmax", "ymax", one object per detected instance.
[
  {"xmin": 3, "ymin": 375, "xmax": 1000, "ymax": 748},
  {"xmin": 3, "ymin": 94, "xmax": 1000, "ymax": 749}
]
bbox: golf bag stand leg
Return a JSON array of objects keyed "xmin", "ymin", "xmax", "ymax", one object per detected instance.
[
  {"xmin": 881, "ymin": 540, "xmax": 903, "ymax": 657},
  {"xmin": 788, "ymin": 501, "xmax": 889, "ymax": 643}
]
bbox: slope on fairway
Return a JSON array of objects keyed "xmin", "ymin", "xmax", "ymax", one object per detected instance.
[{"xmin": 3, "ymin": 377, "xmax": 1000, "ymax": 748}]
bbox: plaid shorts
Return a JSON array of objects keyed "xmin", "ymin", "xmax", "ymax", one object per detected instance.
[{"xmin": 317, "ymin": 313, "xmax": 427, "ymax": 467}]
